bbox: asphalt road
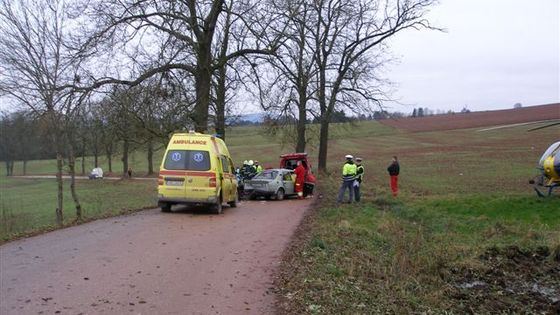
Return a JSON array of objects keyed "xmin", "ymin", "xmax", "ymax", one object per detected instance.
[{"xmin": 0, "ymin": 198, "xmax": 311, "ymax": 315}]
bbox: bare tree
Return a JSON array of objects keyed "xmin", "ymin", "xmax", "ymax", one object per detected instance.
[
  {"xmin": 69, "ymin": 0, "xmax": 279, "ymax": 134},
  {"xmin": 0, "ymin": 112, "xmax": 19, "ymax": 176},
  {"xmin": 64, "ymin": 101, "xmax": 86, "ymax": 221},
  {"xmin": 0, "ymin": 0, "xmax": 82, "ymax": 225},
  {"xmin": 308, "ymin": 0, "xmax": 438, "ymax": 172},
  {"xmin": 127, "ymin": 75, "xmax": 196, "ymax": 174},
  {"xmin": 100, "ymin": 88, "xmax": 137, "ymax": 178},
  {"xmin": 262, "ymin": 0, "xmax": 317, "ymax": 152},
  {"xmin": 85, "ymin": 102, "xmax": 105, "ymax": 169}
]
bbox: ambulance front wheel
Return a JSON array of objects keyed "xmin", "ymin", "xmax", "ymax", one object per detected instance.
[
  {"xmin": 228, "ymin": 191, "xmax": 238, "ymax": 208},
  {"xmin": 160, "ymin": 203, "xmax": 171, "ymax": 213}
]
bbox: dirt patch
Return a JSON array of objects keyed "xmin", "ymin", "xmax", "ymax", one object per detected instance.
[
  {"xmin": 446, "ymin": 245, "xmax": 560, "ymax": 314},
  {"xmin": 381, "ymin": 103, "xmax": 560, "ymax": 132}
]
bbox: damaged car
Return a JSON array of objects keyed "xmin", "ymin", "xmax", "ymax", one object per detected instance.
[{"xmin": 244, "ymin": 168, "xmax": 296, "ymax": 200}]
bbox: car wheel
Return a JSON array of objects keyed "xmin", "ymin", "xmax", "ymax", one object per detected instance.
[
  {"xmin": 276, "ymin": 188, "xmax": 285, "ymax": 201},
  {"xmin": 249, "ymin": 193, "xmax": 257, "ymax": 200},
  {"xmin": 228, "ymin": 191, "xmax": 238, "ymax": 208},
  {"xmin": 211, "ymin": 195, "xmax": 223, "ymax": 214},
  {"xmin": 161, "ymin": 203, "xmax": 172, "ymax": 213}
]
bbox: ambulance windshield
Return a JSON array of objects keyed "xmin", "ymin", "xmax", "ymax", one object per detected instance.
[{"xmin": 164, "ymin": 150, "xmax": 211, "ymax": 171}]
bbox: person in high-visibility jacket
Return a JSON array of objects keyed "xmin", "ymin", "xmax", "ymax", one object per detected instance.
[
  {"xmin": 254, "ymin": 160, "xmax": 263, "ymax": 173},
  {"xmin": 294, "ymin": 160, "xmax": 306, "ymax": 200},
  {"xmin": 338, "ymin": 155, "xmax": 357, "ymax": 203},
  {"xmin": 354, "ymin": 157, "xmax": 364, "ymax": 202}
]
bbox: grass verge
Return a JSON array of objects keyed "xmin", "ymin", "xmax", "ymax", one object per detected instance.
[
  {"xmin": 276, "ymin": 177, "xmax": 560, "ymax": 314},
  {"xmin": 0, "ymin": 177, "xmax": 156, "ymax": 242}
]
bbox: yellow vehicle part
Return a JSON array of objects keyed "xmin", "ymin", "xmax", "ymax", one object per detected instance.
[{"xmin": 543, "ymin": 155, "xmax": 559, "ymax": 185}]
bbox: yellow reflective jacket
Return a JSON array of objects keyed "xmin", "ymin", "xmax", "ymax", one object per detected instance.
[
  {"xmin": 356, "ymin": 165, "xmax": 364, "ymax": 182},
  {"xmin": 342, "ymin": 162, "xmax": 357, "ymax": 181}
]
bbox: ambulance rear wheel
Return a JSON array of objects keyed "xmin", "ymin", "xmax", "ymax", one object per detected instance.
[
  {"xmin": 211, "ymin": 196, "xmax": 223, "ymax": 214},
  {"xmin": 160, "ymin": 203, "xmax": 171, "ymax": 213}
]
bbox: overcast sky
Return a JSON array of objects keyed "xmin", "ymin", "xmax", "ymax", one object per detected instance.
[
  {"xmin": 384, "ymin": 0, "xmax": 559, "ymax": 113},
  {"xmin": 1, "ymin": 0, "xmax": 558, "ymax": 115}
]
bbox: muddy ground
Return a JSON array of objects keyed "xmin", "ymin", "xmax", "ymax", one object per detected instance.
[
  {"xmin": 381, "ymin": 103, "xmax": 560, "ymax": 132},
  {"xmin": 446, "ymin": 245, "xmax": 560, "ymax": 314}
]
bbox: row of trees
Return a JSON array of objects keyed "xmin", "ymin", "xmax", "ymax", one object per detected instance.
[
  {"xmin": 1, "ymin": 79, "xmax": 197, "ymax": 175},
  {"xmin": 0, "ymin": 0, "xmax": 437, "ymax": 224},
  {"xmin": 0, "ymin": 111, "xmax": 44, "ymax": 176}
]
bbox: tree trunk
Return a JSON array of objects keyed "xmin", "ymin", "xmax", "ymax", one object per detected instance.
[
  {"xmin": 194, "ymin": 42, "xmax": 212, "ymax": 133},
  {"xmin": 81, "ymin": 139, "xmax": 86, "ymax": 175},
  {"xmin": 67, "ymin": 148, "xmax": 82, "ymax": 221},
  {"xmin": 23, "ymin": 160, "xmax": 27, "ymax": 175},
  {"xmin": 94, "ymin": 147, "xmax": 98, "ymax": 168},
  {"xmin": 81, "ymin": 156, "xmax": 85, "ymax": 176},
  {"xmin": 295, "ymin": 90, "xmax": 307, "ymax": 152},
  {"xmin": 93, "ymin": 132, "xmax": 99, "ymax": 168},
  {"xmin": 147, "ymin": 139, "xmax": 154, "ymax": 175},
  {"xmin": 122, "ymin": 139, "xmax": 129, "ymax": 178},
  {"xmin": 215, "ymin": 67, "xmax": 226, "ymax": 140},
  {"xmin": 318, "ymin": 118, "xmax": 329, "ymax": 173},
  {"xmin": 5, "ymin": 161, "xmax": 13, "ymax": 176},
  {"xmin": 106, "ymin": 143, "xmax": 113, "ymax": 173},
  {"xmin": 55, "ymin": 152, "xmax": 64, "ymax": 226}
]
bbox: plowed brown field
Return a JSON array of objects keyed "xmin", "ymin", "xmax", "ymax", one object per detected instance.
[{"xmin": 381, "ymin": 103, "xmax": 560, "ymax": 132}]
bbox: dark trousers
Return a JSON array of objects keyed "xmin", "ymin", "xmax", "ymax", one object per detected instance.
[
  {"xmin": 354, "ymin": 182, "xmax": 361, "ymax": 202},
  {"xmin": 338, "ymin": 180, "xmax": 354, "ymax": 203}
]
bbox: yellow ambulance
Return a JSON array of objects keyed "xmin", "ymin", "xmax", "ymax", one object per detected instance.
[{"xmin": 157, "ymin": 132, "xmax": 238, "ymax": 214}]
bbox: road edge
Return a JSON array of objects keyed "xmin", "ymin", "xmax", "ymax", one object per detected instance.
[
  {"xmin": 273, "ymin": 194, "xmax": 323, "ymax": 314},
  {"xmin": 0, "ymin": 205, "xmax": 157, "ymax": 245}
]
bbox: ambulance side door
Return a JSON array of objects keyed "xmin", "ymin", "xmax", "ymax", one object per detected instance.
[
  {"xmin": 228, "ymin": 157, "xmax": 238, "ymax": 192},
  {"xmin": 220, "ymin": 156, "xmax": 233, "ymax": 202}
]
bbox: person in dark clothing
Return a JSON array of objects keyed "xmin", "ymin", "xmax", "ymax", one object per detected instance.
[
  {"xmin": 387, "ymin": 156, "xmax": 400, "ymax": 196},
  {"xmin": 354, "ymin": 157, "xmax": 364, "ymax": 202}
]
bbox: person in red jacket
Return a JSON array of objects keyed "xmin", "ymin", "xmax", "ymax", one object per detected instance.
[{"xmin": 294, "ymin": 160, "xmax": 306, "ymax": 200}]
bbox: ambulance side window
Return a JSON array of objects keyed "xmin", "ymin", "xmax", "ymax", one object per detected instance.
[
  {"xmin": 228, "ymin": 158, "xmax": 235, "ymax": 173},
  {"xmin": 221, "ymin": 156, "xmax": 230, "ymax": 174}
]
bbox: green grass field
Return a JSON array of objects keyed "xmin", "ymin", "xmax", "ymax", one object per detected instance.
[
  {"xmin": 0, "ymin": 177, "xmax": 157, "ymax": 241},
  {"xmin": 1, "ymin": 120, "xmax": 559, "ymax": 312},
  {"xmin": 274, "ymin": 122, "xmax": 560, "ymax": 314}
]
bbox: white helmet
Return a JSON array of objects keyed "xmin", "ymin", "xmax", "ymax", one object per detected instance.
[
  {"xmin": 243, "ymin": 160, "xmax": 248, "ymax": 165},
  {"xmin": 345, "ymin": 154, "xmax": 353, "ymax": 159},
  {"xmin": 248, "ymin": 160, "xmax": 254, "ymax": 166}
]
